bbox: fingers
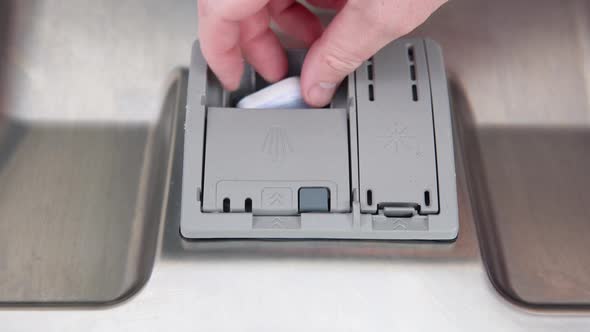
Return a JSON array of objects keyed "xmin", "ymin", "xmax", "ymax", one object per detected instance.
[
  {"xmin": 206, "ymin": 0, "xmax": 269, "ymax": 20},
  {"xmin": 199, "ymin": 0, "xmax": 275, "ymax": 90},
  {"xmin": 198, "ymin": 14, "xmax": 243, "ymax": 89},
  {"xmin": 306, "ymin": 0, "xmax": 347, "ymax": 10},
  {"xmin": 200, "ymin": 0, "xmax": 323, "ymax": 89},
  {"xmin": 268, "ymin": 0, "xmax": 323, "ymax": 46},
  {"xmin": 240, "ymin": 7, "xmax": 288, "ymax": 82},
  {"xmin": 301, "ymin": 0, "xmax": 447, "ymax": 106}
]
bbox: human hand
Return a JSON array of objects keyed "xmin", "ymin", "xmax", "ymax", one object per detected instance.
[{"xmin": 198, "ymin": 0, "xmax": 447, "ymax": 107}]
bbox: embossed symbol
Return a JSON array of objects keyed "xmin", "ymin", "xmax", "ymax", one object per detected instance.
[
  {"xmin": 262, "ymin": 126, "xmax": 293, "ymax": 162},
  {"xmin": 262, "ymin": 188, "xmax": 293, "ymax": 210},
  {"xmin": 271, "ymin": 217, "xmax": 283, "ymax": 228},
  {"xmin": 268, "ymin": 192, "xmax": 283, "ymax": 206},
  {"xmin": 391, "ymin": 219, "xmax": 409, "ymax": 230},
  {"xmin": 379, "ymin": 122, "xmax": 419, "ymax": 155}
]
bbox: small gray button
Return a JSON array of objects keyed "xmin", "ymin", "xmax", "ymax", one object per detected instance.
[{"xmin": 299, "ymin": 187, "xmax": 330, "ymax": 213}]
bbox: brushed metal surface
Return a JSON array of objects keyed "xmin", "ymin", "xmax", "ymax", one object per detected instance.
[
  {"xmin": 457, "ymin": 98, "xmax": 590, "ymax": 306},
  {"xmin": 474, "ymin": 126, "xmax": 590, "ymax": 306},
  {"xmin": 436, "ymin": 0, "xmax": 590, "ymax": 306},
  {"xmin": 0, "ymin": 122, "xmax": 147, "ymax": 303},
  {"xmin": 1, "ymin": 0, "xmax": 590, "ymax": 330},
  {"xmin": 5, "ymin": 0, "xmax": 196, "ymax": 122},
  {"xmin": 0, "ymin": 76, "xmax": 182, "ymax": 304}
]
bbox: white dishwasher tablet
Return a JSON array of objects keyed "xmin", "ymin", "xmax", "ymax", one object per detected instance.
[{"xmin": 237, "ymin": 76, "xmax": 309, "ymax": 109}]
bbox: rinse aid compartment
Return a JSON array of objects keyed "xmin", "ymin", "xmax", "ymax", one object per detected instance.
[{"xmin": 180, "ymin": 38, "xmax": 458, "ymax": 240}]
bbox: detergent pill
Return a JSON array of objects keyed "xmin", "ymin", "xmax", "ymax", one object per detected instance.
[{"xmin": 237, "ymin": 76, "xmax": 309, "ymax": 109}]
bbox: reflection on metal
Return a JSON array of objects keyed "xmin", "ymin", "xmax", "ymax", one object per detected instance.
[
  {"xmin": 457, "ymin": 90, "xmax": 590, "ymax": 306},
  {"xmin": 0, "ymin": 73, "xmax": 183, "ymax": 304}
]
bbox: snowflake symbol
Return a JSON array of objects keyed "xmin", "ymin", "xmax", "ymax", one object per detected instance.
[{"xmin": 379, "ymin": 123, "xmax": 417, "ymax": 153}]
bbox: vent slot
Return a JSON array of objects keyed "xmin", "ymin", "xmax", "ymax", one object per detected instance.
[
  {"xmin": 407, "ymin": 45, "xmax": 418, "ymax": 102},
  {"xmin": 407, "ymin": 46, "xmax": 415, "ymax": 62},
  {"xmin": 223, "ymin": 198, "xmax": 231, "ymax": 213},
  {"xmin": 424, "ymin": 191, "xmax": 431, "ymax": 207},
  {"xmin": 367, "ymin": 190, "xmax": 373, "ymax": 206},
  {"xmin": 366, "ymin": 58, "xmax": 375, "ymax": 101},
  {"xmin": 245, "ymin": 198, "xmax": 253, "ymax": 212},
  {"xmin": 367, "ymin": 64, "xmax": 374, "ymax": 81}
]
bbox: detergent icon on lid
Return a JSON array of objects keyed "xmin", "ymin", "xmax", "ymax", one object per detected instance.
[{"xmin": 262, "ymin": 126, "xmax": 293, "ymax": 163}]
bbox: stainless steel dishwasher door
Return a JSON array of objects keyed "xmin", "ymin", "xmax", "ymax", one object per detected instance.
[{"xmin": 1, "ymin": 0, "xmax": 590, "ymax": 331}]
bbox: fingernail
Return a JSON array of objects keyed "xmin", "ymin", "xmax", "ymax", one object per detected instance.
[{"xmin": 307, "ymin": 82, "xmax": 337, "ymax": 107}]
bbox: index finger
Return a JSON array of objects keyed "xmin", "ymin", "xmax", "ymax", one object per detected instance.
[{"xmin": 198, "ymin": 0, "xmax": 269, "ymax": 90}]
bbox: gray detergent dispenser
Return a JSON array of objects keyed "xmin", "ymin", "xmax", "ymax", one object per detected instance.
[{"xmin": 181, "ymin": 38, "xmax": 458, "ymax": 240}]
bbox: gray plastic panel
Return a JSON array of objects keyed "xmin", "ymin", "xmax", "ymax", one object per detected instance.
[
  {"xmin": 356, "ymin": 40, "xmax": 439, "ymax": 215},
  {"xmin": 202, "ymin": 107, "xmax": 350, "ymax": 215},
  {"xmin": 180, "ymin": 38, "xmax": 459, "ymax": 240}
]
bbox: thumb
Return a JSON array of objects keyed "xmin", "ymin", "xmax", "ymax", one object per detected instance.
[{"xmin": 301, "ymin": 0, "xmax": 447, "ymax": 107}]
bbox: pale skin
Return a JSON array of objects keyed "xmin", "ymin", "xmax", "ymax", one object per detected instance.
[{"xmin": 198, "ymin": 0, "xmax": 447, "ymax": 107}]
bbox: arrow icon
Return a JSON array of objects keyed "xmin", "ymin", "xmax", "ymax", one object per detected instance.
[
  {"xmin": 268, "ymin": 192, "xmax": 283, "ymax": 206},
  {"xmin": 271, "ymin": 217, "xmax": 283, "ymax": 228},
  {"xmin": 392, "ymin": 220, "xmax": 408, "ymax": 230}
]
